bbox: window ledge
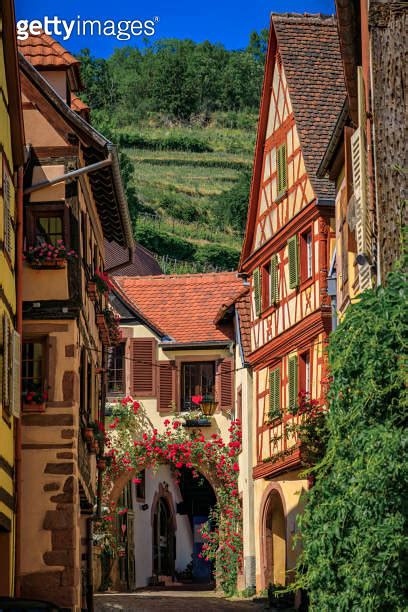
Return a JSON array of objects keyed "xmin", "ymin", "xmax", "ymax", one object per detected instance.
[{"xmin": 299, "ymin": 277, "xmax": 314, "ymax": 292}]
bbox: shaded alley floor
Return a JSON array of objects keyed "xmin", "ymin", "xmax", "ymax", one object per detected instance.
[{"xmin": 94, "ymin": 589, "xmax": 267, "ymax": 612}]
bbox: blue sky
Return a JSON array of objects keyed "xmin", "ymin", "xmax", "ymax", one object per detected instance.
[{"xmin": 16, "ymin": 0, "xmax": 334, "ymax": 57}]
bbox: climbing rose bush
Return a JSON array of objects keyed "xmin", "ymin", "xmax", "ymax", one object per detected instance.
[{"xmin": 99, "ymin": 397, "xmax": 243, "ymax": 594}]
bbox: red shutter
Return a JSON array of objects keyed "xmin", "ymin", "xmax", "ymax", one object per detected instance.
[
  {"xmin": 219, "ymin": 358, "xmax": 234, "ymax": 413},
  {"xmin": 130, "ymin": 338, "xmax": 156, "ymax": 397},
  {"xmin": 158, "ymin": 361, "xmax": 175, "ymax": 413}
]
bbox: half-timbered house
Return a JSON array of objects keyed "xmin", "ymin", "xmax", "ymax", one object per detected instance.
[
  {"xmin": 17, "ymin": 35, "xmax": 133, "ymax": 610},
  {"xmin": 238, "ymin": 14, "xmax": 345, "ymax": 589}
]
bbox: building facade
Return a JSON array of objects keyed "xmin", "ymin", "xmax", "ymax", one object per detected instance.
[
  {"xmin": 104, "ymin": 272, "xmax": 254, "ymax": 590},
  {"xmin": 17, "ymin": 35, "xmax": 133, "ymax": 609},
  {"xmin": 239, "ymin": 14, "xmax": 345, "ymax": 590},
  {"xmin": 0, "ymin": 0, "xmax": 25, "ymax": 597},
  {"xmin": 318, "ymin": 0, "xmax": 407, "ymax": 317}
]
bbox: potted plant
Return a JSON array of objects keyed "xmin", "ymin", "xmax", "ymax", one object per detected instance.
[
  {"xmin": 183, "ymin": 408, "xmax": 211, "ymax": 428},
  {"xmin": 23, "ymin": 386, "xmax": 48, "ymax": 412},
  {"xmin": 92, "ymin": 269, "xmax": 113, "ymax": 295},
  {"xmin": 24, "ymin": 241, "xmax": 78, "ymax": 269}
]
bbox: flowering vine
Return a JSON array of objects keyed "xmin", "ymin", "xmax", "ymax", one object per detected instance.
[{"xmin": 97, "ymin": 396, "xmax": 243, "ymax": 594}]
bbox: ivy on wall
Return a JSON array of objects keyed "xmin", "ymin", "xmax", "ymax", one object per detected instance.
[{"xmin": 293, "ymin": 256, "xmax": 408, "ymax": 610}]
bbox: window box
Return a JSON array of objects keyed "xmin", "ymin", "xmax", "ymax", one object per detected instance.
[
  {"xmin": 183, "ymin": 418, "xmax": 211, "ymax": 428},
  {"xmin": 23, "ymin": 402, "xmax": 46, "ymax": 413},
  {"xmin": 96, "ymin": 313, "xmax": 110, "ymax": 337},
  {"xmin": 28, "ymin": 259, "xmax": 67, "ymax": 270}
]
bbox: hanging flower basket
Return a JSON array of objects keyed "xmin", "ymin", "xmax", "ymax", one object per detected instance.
[{"xmin": 24, "ymin": 242, "xmax": 78, "ymax": 269}]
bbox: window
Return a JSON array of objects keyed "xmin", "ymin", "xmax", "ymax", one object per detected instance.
[
  {"xmin": 135, "ymin": 469, "xmax": 146, "ymax": 501},
  {"xmin": 300, "ymin": 230, "xmax": 313, "ymax": 283},
  {"xmin": 27, "ymin": 205, "xmax": 68, "ymax": 247},
  {"xmin": 262, "ymin": 255, "xmax": 279, "ymax": 310},
  {"xmin": 277, "ymin": 143, "xmax": 287, "ymax": 197},
  {"xmin": 299, "ymin": 351, "xmax": 311, "ymax": 396},
  {"xmin": 22, "ymin": 340, "xmax": 45, "ymax": 397},
  {"xmin": 181, "ymin": 362, "xmax": 215, "ymax": 411},
  {"xmin": 108, "ymin": 344, "xmax": 125, "ymax": 395}
]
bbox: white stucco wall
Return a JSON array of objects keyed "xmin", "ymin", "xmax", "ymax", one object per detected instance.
[{"xmin": 131, "ymin": 464, "xmax": 193, "ymax": 588}]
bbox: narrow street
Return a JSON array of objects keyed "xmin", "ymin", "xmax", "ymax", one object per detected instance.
[{"xmin": 94, "ymin": 589, "xmax": 265, "ymax": 612}]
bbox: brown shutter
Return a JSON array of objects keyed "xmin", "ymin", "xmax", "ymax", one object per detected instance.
[
  {"xmin": 158, "ymin": 361, "xmax": 175, "ymax": 413},
  {"xmin": 130, "ymin": 338, "xmax": 156, "ymax": 397},
  {"xmin": 218, "ymin": 358, "xmax": 234, "ymax": 413}
]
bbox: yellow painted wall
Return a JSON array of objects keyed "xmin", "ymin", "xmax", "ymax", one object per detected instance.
[{"xmin": 0, "ymin": 20, "xmax": 17, "ymax": 598}]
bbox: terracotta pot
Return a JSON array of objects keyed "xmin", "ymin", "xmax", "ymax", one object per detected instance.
[{"xmin": 23, "ymin": 402, "xmax": 46, "ymax": 413}]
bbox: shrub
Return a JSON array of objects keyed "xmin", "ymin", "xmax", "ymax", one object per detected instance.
[{"xmin": 295, "ymin": 258, "xmax": 408, "ymax": 611}]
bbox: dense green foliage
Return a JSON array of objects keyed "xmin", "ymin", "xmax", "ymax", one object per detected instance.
[
  {"xmin": 78, "ymin": 34, "xmax": 267, "ymax": 125},
  {"xmin": 296, "ymin": 260, "xmax": 408, "ymax": 610},
  {"xmin": 78, "ymin": 36, "xmax": 265, "ymax": 271}
]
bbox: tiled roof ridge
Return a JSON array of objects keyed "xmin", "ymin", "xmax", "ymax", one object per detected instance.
[
  {"xmin": 271, "ymin": 12, "xmax": 336, "ymax": 22},
  {"xmin": 116, "ymin": 271, "xmax": 239, "ymax": 282}
]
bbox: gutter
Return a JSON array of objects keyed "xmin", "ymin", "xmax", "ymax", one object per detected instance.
[
  {"xmin": 23, "ymin": 158, "xmax": 113, "ymax": 195},
  {"xmin": 159, "ymin": 340, "xmax": 233, "ymax": 351}
]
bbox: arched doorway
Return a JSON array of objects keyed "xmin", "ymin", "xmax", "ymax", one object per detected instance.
[
  {"xmin": 153, "ymin": 496, "xmax": 175, "ymax": 577},
  {"xmin": 262, "ymin": 488, "xmax": 286, "ymax": 587}
]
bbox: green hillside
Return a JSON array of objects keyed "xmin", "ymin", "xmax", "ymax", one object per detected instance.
[{"xmin": 78, "ymin": 36, "xmax": 266, "ymax": 271}]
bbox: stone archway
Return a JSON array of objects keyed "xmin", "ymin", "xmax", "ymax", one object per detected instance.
[{"xmin": 259, "ymin": 483, "xmax": 287, "ymax": 589}]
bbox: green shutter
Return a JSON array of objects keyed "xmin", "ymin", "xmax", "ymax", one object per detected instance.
[
  {"xmin": 288, "ymin": 235, "xmax": 299, "ymax": 289},
  {"xmin": 288, "ymin": 355, "xmax": 298, "ymax": 414},
  {"xmin": 270, "ymin": 254, "xmax": 279, "ymax": 304},
  {"xmin": 253, "ymin": 268, "xmax": 261, "ymax": 317},
  {"xmin": 277, "ymin": 143, "xmax": 287, "ymax": 196},
  {"xmin": 268, "ymin": 367, "xmax": 281, "ymax": 421}
]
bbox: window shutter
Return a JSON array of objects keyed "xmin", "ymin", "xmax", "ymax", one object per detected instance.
[
  {"xmin": 3, "ymin": 165, "xmax": 13, "ymax": 260},
  {"xmin": 3, "ymin": 315, "xmax": 10, "ymax": 411},
  {"xmin": 288, "ymin": 355, "xmax": 298, "ymax": 413},
  {"xmin": 288, "ymin": 235, "xmax": 299, "ymax": 289},
  {"xmin": 270, "ymin": 254, "xmax": 279, "ymax": 304},
  {"xmin": 268, "ymin": 367, "xmax": 280, "ymax": 421},
  {"xmin": 219, "ymin": 358, "xmax": 233, "ymax": 413},
  {"xmin": 158, "ymin": 361, "xmax": 175, "ymax": 413},
  {"xmin": 351, "ymin": 67, "xmax": 372, "ymax": 292},
  {"xmin": 11, "ymin": 330, "xmax": 21, "ymax": 418},
  {"xmin": 253, "ymin": 268, "xmax": 261, "ymax": 317},
  {"xmin": 130, "ymin": 338, "xmax": 156, "ymax": 397},
  {"xmin": 277, "ymin": 143, "xmax": 287, "ymax": 196}
]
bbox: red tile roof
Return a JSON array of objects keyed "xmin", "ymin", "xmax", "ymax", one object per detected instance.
[
  {"xmin": 114, "ymin": 272, "xmax": 244, "ymax": 343},
  {"xmin": 235, "ymin": 291, "xmax": 251, "ymax": 361},
  {"xmin": 18, "ymin": 33, "xmax": 83, "ymax": 91},
  {"xmin": 18, "ymin": 32, "xmax": 78, "ymax": 67},
  {"xmin": 272, "ymin": 13, "xmax": 346, "ymax": 199}
]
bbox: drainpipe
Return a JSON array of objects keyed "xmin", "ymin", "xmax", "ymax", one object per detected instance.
[
  {"xmin": 14, "ymin": 166, "xmax": 24, "ymax": 597},
  {"xmin": 86, "ymin": 517, "xmax": 94, "ymax": 612}
]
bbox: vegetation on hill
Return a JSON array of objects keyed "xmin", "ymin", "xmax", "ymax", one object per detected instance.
[{"xmin": 79, "ymin": 35, "xmax": 267, "ymax": 271}]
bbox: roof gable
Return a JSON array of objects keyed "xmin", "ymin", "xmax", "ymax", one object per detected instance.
[{"xmin": 240, "ymin": 13, "xmax": 346, "ymax": 267}]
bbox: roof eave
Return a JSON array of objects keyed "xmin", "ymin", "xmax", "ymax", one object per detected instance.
[
  {"xmin": 158, "ymin": 340, "xmax": 233, "ymax": 351},
  {"xmin": 317, "ymin": 97, "xmax": 350, "ymax": 178}
]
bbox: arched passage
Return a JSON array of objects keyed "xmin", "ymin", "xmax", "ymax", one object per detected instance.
[{"xmin": 260, "ymin": 484, "xmax": 287, "ymax": 588}]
